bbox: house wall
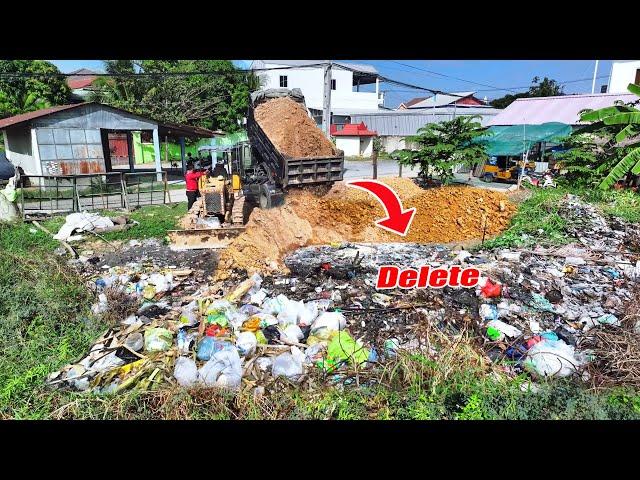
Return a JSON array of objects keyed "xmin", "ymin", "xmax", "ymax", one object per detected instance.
[
  {"xmin": 31, "ymin": 104, "xmax": 159, "ymax": 175},
  {"xmin": 256, "ymin": 63, "xmax": 381, "ymax": 112},
  {"xmin": 608, "ymin": 61, "xmax": 640, "ymax": 93},
  {"xmin": 35, "ymin": 127, "xmax": 105, "ymax": 175},
  {"xmin": 3, "ymin": 125, "xmax": 38, "ymax": 174},
  {"xmin": 335, "ymin": 137, "xmax": 361, "ymax": 156},
  {"xmin": 360, "ymin": 137, "xmax": 373, "ymax": 156}
]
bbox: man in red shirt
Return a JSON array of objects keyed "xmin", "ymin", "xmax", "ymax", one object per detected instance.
[{"xmin": 185, "ymin": 161, "xmax": 207, "ymax": 211}]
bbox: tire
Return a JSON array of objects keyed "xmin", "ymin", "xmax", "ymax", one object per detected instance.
[{"xmin": 483, "ymin": 173, "xmax": 494, "ymax": 183}]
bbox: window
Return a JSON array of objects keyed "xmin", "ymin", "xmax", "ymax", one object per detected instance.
[
  {"xmin": 331, "ymin": 79, "xmax": 336, "ymax": 90},
  {"xmin": 279, "ymin": 75, "xmax": 288, "ymax": 88},
  {"xmin": 635, "ymin": 69, "xmax": 640, "ymax": 85}
]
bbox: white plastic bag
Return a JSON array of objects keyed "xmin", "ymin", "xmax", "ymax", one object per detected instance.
[
  {"xmin": 311, "ymin": 311, "xmax": 346, "ymax": 334},
  {"xmin": 282, "ymin": 324, "xmax": 304, "ymax": 343},
  {"xmin": 198, "ymin": 348, "xmax": 242, "ymax": 390},
  {"xmin": 272, "ymin": 350, "xmax": 304, "ymax": 380},
  {"xmin": 236, "ymin": 331, "xmax": 257, "ymax": 356},
  {"xmin": 486, "ymin": 320, "xmax": 522, "ymax": 338},
  {"xmin": 524, "ymin": 339, "xmax": 581, "ymax": 378},
  {"xmin": 174, "ymin": 357, "xmax": 198, "ymax": 387}
]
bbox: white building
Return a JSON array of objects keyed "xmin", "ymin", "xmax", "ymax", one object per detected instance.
[
  {"xmin": 607, "ymin": 61, "xmax": 640, "ymax": 93},
  {"xmin": 249, "ymin": 60, "xmax": 384, "ymax": 124}
]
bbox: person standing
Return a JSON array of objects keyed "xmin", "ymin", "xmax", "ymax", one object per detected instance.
[{"xmin": 185, "ymin": 161, "xmax": 207, "ymax": 211}]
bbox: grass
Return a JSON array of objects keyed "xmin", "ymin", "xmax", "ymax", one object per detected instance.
[{"xmin": 481, "ymin": 186, "xmax": 640, "ymax": 250}]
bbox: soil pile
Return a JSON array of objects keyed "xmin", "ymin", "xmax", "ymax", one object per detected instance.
[
  {"xmin": 215, "ymin": 179, "xmax": 517, "ymax": 278},
  {"xmin": 254, "ymin": 97, "xmax": 338, "ymax": 158}
]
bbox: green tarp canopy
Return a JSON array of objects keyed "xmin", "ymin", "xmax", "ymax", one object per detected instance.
[{"xmin": 478, "ymin": 122, "xmax": 572, "ymax": 157}]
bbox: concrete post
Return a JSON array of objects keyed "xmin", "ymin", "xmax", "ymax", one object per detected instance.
[
  {"xmin": 152, "ymin": 127, "xmax": 162, "ymax": 181},
  {"xmin": 180, "ymin": 136, "xmax": 186, "ymax": 174}
]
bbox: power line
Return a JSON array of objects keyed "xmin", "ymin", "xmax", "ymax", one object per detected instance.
[{"xmin": 389, "ymin": 61, "xmax": 520, "ymax": 94}]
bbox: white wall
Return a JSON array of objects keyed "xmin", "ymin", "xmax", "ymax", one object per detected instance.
[
  {"xmin": 335, "ymin": 137, "xmax": 361, "ymax": 156},
  {"xmin": 256, "ymin": 63, "xmax": 381, "ymax": 112},
  {"xmin": 360, "ymin": 137, "xmax": 373, "ymax": 156},
  {"xmin": 3, "ymin": 126, "xmax": 39, "ymax": 175},
  {"xmin": 608, "ymin": 61, "xmax": 640, "ymax": 93}
]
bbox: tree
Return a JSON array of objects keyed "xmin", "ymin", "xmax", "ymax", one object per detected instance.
[
  {"xmin": 564, "ymin": 83, "xmax": 640, "ymax": 189},
  {"xmin": 0, "ymin": 60, "xmax": 70, "ymax": 118},
  {"xmin": 89, "ymin": 60, "xmax": 259, "ymax": 132},
  {"xmin": 554, "ymin": 126, "xmax": 630, "ymax": 188},
  {"xmin": 490, "ymin": 76, "xmax": 564, "ymax": 109},
  {"xmin": 392, "ymin": 115, "xmax": 489, "ymax": 185}
]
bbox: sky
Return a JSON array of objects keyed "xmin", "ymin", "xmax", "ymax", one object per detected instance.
[{"xmin": 51, "ymin": 59, "xmax": 614, "ymax": 108}]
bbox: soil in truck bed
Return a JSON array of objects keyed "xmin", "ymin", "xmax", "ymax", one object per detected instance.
[{"xmin": 254, "ymin": 97, "xmax": 339, "ymax": 159}]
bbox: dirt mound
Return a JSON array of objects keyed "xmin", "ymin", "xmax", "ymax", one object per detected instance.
[
  {"xmin": 254, "ymin": 97, "xmax": 338, "ymax": 158},
  {"xmin": 216, "ymin": 178, "xmax": 517, "ymax": 278}
]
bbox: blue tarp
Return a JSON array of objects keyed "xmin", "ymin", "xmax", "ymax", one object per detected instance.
[{"xmin": 478, "ymin": 122, "xmax": 572, "ymax": 156}]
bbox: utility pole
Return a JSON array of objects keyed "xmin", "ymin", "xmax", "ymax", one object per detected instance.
[
  {"xmin": 591, "ymin": 60, "xmax": 599, "ymax": 94},
  {"xmin": 322, "ymin": 61, "xmax": 332, "ymax": 138}
]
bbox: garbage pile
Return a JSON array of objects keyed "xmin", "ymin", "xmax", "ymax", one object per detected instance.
[
  {"xmin": 47, "ymin": 271, "xmax": 383, "ymax": 394},
  {"xmin": 48, "ymin": 193, "xmax": 640, "ymax": 394}
]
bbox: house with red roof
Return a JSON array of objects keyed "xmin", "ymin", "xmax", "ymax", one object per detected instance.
[
  {"xmin": 330, "ymin": 122, "xmax": 377, "ymax": 157},
  {"xmin": 66, "ymin": 69, "xmax": 100, "ymax": 101}
]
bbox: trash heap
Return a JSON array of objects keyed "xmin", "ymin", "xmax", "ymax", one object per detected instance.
[
  {"xmin": 48, "ymin": 194, "xmax": 640, "ymax": 394},
  {"xmin": 47, "ymin": 268, "xmax": 385, "ymax": 394}
]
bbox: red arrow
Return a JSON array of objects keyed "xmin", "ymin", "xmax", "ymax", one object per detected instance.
[{"xmin": 346, "ymin": 180, "xmax": 417, "ymax": 236}]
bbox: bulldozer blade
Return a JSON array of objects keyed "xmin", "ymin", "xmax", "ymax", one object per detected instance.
[{"xmin": 167, "ymin": 227, "xmax": 246, "ymax": 250}]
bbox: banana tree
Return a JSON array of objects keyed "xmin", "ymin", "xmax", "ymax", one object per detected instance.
[{"xmin": 579, "ymin": 83, "xmax": 640, "ymax": 189}]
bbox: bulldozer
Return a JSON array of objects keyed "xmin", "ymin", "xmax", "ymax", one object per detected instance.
[{"xmin": 167, "ymin": 143, "xmax": 252, "ymax": 249}]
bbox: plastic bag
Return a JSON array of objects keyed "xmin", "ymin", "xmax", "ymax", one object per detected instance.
[
  {"xmin": 304, "ymin": 342, "xmax": 327, "ymax": 365},
  {"xmin": 524, "ymin": 339, "xmax": 581, "ymax": 378},
  {"xmin": 327, "ymin": 331, "xmax": 369, "ymax": 367},
  {"xmin": 486, "ymin": 320, "xmax": 522, "ymax": 339},
  {"xmin": 198, "ymin": 348, "xmax": 242, "ymax": 390},
  {"xmin": 143, "ymin": 328, "xmax": 173, "ymax": 352},
  {"xmin": 311, "ymin": 311, "xmax": 346, "ymax": 334},
  {"xmin": 272, "ymin": 349, "xmax": 304, "ymax": 380},
  {"xmin": 256, "ymin": 357, "xmax": 273, "ymax": 372},
  {"xmin": 179, "ymin": 300, "xmax": 200, "ymax": 326},
  {"xmin": 282, "ymin": 324, "xmax": 304, "ymax": 343},
  {"xmin": 480, "ymin": 279, "xmax": 502, "ymax": 298},
  {"xmin": 236, "ymin": 331, "xmax": 257, "ymax": 356},
  {"xmin": 149, "ymin": 272, "xmax": 172, "ymax": 293},
  {"xmin": 196, "ymin": 337, "xmax": 233, "ymax": 361},
  {"xmin": 479, "ymin": 304, "xmax": 498, "ymax": 322},
  {"xmin": 174, "ymin": 357, "xmax": 198, "ymax": 387}
]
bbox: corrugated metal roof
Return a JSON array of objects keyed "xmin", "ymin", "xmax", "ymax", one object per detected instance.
[
  {"xmin": 350, "ymin": 108, "xmax": 500, "ymax": 136},
  {"xmin": 407, "ymin": 92, "xmax": 476, "ymax": 108},
  {"xmin": 0, "ymin": 104, "xmax": 83, "ymax": 129},
  {"xmin": 0, "ymin": 102, "xmax": 220, "ymax": 138},
  {"xmin": 487, "ymin": 92, "xmax": 638, "ymax": 126}
]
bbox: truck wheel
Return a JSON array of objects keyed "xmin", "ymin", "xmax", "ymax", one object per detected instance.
[
  {"xmin": 483, "ymin": 173, "xmax": 494, "ymax": 183},
  {"xmin": 259, "ymin": 192, "xmax": 270, "ymax": 209}
]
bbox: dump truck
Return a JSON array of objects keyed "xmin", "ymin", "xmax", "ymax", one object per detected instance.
[{"xmin": 168, "ymin": 88, "xmax": 345, "ymax": 249}]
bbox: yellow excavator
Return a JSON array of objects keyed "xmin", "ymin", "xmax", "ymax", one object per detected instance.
[{"xmin": 481, "ymin": 156, "xmax": 536, "ymax": 183}]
